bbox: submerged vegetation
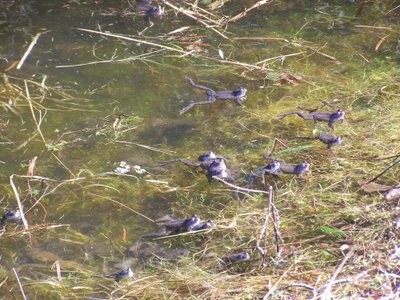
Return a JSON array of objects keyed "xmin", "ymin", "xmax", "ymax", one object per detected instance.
[{"xmin": 0, "ymin": 0, "xmax": 400, "ymax": 298}]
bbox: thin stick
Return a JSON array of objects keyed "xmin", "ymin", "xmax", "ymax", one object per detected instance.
[
  {"xmin": 51, "ymin": 153, "xmax": 76, "ymax": 178},
  {"xmin": 227, "ymin": 0, "xmax": 272, "ymax": 23},
  {"xmin": 366, "ymin": 157, "xmax": 400, "ymax": 184},
  {"xmin": 233, "ymin": 37, "xmax": 289, "ymax": 42},
  {"xmin": 115, "ymin": 140, "xmax": 176, "ymax": 155},
  {"xmin": 25, "ymin": 80, "xmax": 47, "ymax": 145},
  {"xmin": 76, "ymin": 28, "xmax": 189, "ymax": 54},
  {"xmin": 270, "ymin": 194, "xmax": 282, "ymax": 253},
  {"xmin": 10, "ymin": 175, "xmax": 29, "ymax": 230},
  {"xmin": 385, "ymin": 4, "xmax": 400, "ymax": 15},
  {"xmin": 256, "ymin": 186, "xmax": 273, "ymax": 265},
  {"xmin": 17, "ymin": 32, "xmax": 42, "ymax": 70},
  {"xmin": 281, "ymin": 283, "xmax": 317, "ymax": 298},
  {"xmin": 263, "ymin": 263, "xmax": 295, "ymax": 299},
  {"xmin": 212, "ymin": 176, "xmax": 270, "ymax": 195},
  {"xmin": 106, "ymin": 198, "xmax": 154, "ymax": 223},
  {"xmin": 56, "ymin": 49, "xmax": 165, "ymax": 68},
  {"xmin": 13, "ymin": 268, "xmax": 28, "ymax": 300},
  {"xmin": 162, "ymin": 1, "xmax": 229, "ymax": 40},
  {"xmin": 354, "ymin": 25, "xmax": 393, "ymax": 30},
  {"xmin": 255, "ymin": 52, "xmax": 305, "ymax": 65},
  {"xmin": 320, "ymin": 245, "xmax": 355, "ymax": 300}
]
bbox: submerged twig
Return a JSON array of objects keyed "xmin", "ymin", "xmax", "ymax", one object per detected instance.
[
  {"xmin": 227, "ymin": 0, "xmax": 272, "ymax": 23},
  {"xmin": 115, "ymin": 140, "xmax": 176, "ymax": 155},
  {"xmin": 76, "ymin": 28, "xmax": 190, "ymax": 54},
  {"xmin": 212, "ymin": 176, "xmax": 270, "ymax": 195},
  {"xmin": 106, "ymin": 198, "xmax": 154, "ymax": 223},
  {"xmin": 319, "ymin": 245, "xmax": 356, "ymax": 300},
  {"xmin": 256, "ymin": 186, "xmax": 273, "ymax": 265},
  {"xmin": 366, "ymin": 157, "xmax": 400, "ymax": 184},
  {"xmin": 17, "ymin": 32, "xmax": 43, "ymax": 70},
  {"xmin": 56, "ymin": 49, "xmax": 165, "ymax": 68},
  {"xmin": 9, "ymin": 175, "xmax": 29, "ymax": 230},
  {"xmin": 161, "ymin": 1, "xmax": 229, "ymax": 40},
  {"xmin": 13, "ymin": 268, "xmax": 27, "ymax": 300}
]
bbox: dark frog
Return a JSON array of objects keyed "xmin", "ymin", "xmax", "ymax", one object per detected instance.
[
  {"xmin": 222, "ymin": 252, "xmax": 250, "ymax": 265},
  {"xmin": 132, "ymin": 0, "xmax": 164, "ymax": 22},
  {"xmin": 1, "ymin": 207, "xmax": 22, "ymax": 225},
  {"xmin": 180, "ymin": 77, "xmax": 247, "ymax": 114},
  {"xmin": 105, "ymin": 268, "xmax": 134, "ymax": 282},
  {"xmin": 159, "ymin": 151, "xmax": 232, "ymax": 183},
  {"xmin": 276, "ymin": 105, "xmax": 345, "ymax": 129},
  {"xmin": 142, "ymin": 215, "xmax": 215, "ymax": 238},
  {"xmin": 316, "ymin": 132, "xmax": 342, "ymax": 149},
  {"xmin": 206, "ymin": 158, "xmax": 229, "ymax": 183},
  {"xmin": 250, "ymin": 160, "xmax": 309, "ymax": 179}
]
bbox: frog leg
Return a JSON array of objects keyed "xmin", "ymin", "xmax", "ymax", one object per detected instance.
[
  {"xmin": 186, "ymin": 77, "xmax": 215, "ymax": 93},
  {"xmin": 158, "ymin": 159, "xmax": 200, "ymax": 168},
  {"xmin": 297, "ymin": 105, "xmax": 318, "ymax": 112},
  {"xmin": 179, "ymin": 96, "xmax": 217, "ymax": 114},
  {"xmin": 275, "ymin": 111, "xmax": 313, "ymax": 120},
  {"xmin": 234, "ymin": 97, "xmax": 246, "ymax": 106}
]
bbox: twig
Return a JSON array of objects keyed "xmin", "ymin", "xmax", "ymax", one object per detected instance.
[
  {"xmin": 385, "ymin": 4, "xmax": 400, "ymax": 15},
  {"xmin": 212, "ymin": 176, "xmax": 270, "ymax": 195},
  {"xmin": 56, "ymin": 49, "xmax": 165, "ymax": 68},
  {"xmin": 106, "ymin": 198, "xmax": 154, "ymax": 223},
  {"xmin": 10, "ymin": 175, "xmax": 29, "ymax": 230},
  {"xmin": 233, "ymin": 37, "xmax": 289, "ymax": 43},
  {"xmin": 227, "ymin": 0, "xmax": 272, "ymax": 23},
  {"xmin": 255, "ymin": 52, "xmax": 305, "ymax": 65},
  {"xmin": 354, "ymin": 25, "xmax": 393, "ymax": 30},
  {"xmin": 375, "ymin": 35, "xmax": 389, "ymax": 51},
  {"xmin": 51, "ymin": 153, "xmax": 76, "ymax": 178},
  {"xmin": 0, "ymin": 276, "xmax": 8, "ymax": 289},
  {"xmin": 319, "ymin": 245, "xmax": 356, "ymax": 300},
  {"xmin": 25, "ymin": 80, "xmax": 47, "ymax": 145},
  {"xmin": 76, "ymin": 28, "xmax": 190, "ymax": 54},
  {"xmin": 17, "ymin": 32, "xmax": 42, "ymax": 70},
  {"xmin": 263, "ymin": 263, "xmax": 295, "ymax": 299},
  {"xmin": 161, "ymin": 1, "xmax": 229, "ymax": 40},
  {"xmin": 115, "ymin": 140, "xmax": 176, "ymax": 155},
  {"xmin": 256, "ymin": 186, "xmax": 273, "ymax": 265},
  {"xmin": 280, "ymin": 283, "xmax": 317, "ymax": 298},
  {"xmin": 13, "ymin": 268, "xmax": 28, "ymax": 300},
  {"xmin": 320, "ymin": 270, "xmax": 369, "ymax": 288},
  {"xmin": 366, "ymin": 157, "xmax": 400, "ymax": 184},
  {"xmin": 270, "ymin": 194, "xmax": 283, "ymax": 253}
]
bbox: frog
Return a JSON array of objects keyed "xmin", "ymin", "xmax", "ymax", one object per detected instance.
[
  {"xmin": 222, "ymin": 252, "xmax": 250, "ymax": 265},
  {"xmin": 247, "ymin": 161, "xmax": 281, "ymax": 185},
  {"xmin": 1, "ymin": 207, "xmax": 22, "ymax": 225},
  {"xmin": 159, "ymin": 151, "xmax": 232, "ymax": 183},
  {"xmin": 142, "ymin": 215, "xmax": 215, "ymax": 239},
  {"xmin": 315, "ymin": 132, "xmax": 342, "ymax": 149},
  {"xmin": 276, "ymin": 105, "xmax": 345, "ymax": 128},
  {"xmin": 206, "ymin": 158, "xmax": 230, "ymax": 183},
  {"xmin": 132, "ymin": 0, "xmax": 164, "ymax": 22},
  {"xmin": 249, "ymin": 160, "xmax": 309, "ymax": 184},
  {"xmin": 105, "ymin": 268, "xmax": 134, "ymax": 282},
  {"xmin": 142, "ymin": 215, "xmax": 206, "ymax": 238},
  {"xmin": 179, "ymin": 77, "xmax": 247, "ymax": 114},
  {"xmin": 276, "ymin": 161, "xmax": 310, "ymax": 175},
  {"xmin": 193, "ymin": 219, "xmax": 215, "ymax": 231}
]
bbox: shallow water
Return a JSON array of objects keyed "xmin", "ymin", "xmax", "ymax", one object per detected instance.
[{"xmin": 0, "ymin": 0, "xmax": 399, "ymax": 297}]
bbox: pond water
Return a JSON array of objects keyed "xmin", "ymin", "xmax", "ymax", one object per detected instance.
[{"xmin": 0, "ymin": 0, "xmax": 399, "ymax": 298}]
